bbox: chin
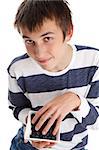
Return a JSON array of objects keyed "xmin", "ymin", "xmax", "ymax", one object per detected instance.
[{"xmin": 42, "ymin": 66, "xmax": 54, "ymax": 72}]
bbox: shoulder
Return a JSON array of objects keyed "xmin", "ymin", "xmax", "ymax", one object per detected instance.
[
  {"xmin": 7, "ymin": 54, "xmax": 43, "ymax": 78},
  {"xmin": 75, "ymin": 45, "xmax": 99, "ymax": 60},
  {"xmin": 74, "ymin": 45, "xmax": 99, "ymax": 67},
  {"xmin": 75, "ymin": 45, "xmax": 99, "ymax": 52},
  {"xmin": 8, "ymin": 53, "xmax": 29, "ymax": 66},
  {"xmin": 7, "ymin": 53, "xmax": 29, "ymax": 77}
]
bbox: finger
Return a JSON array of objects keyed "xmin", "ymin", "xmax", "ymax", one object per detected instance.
[
  {"xmin": 32, "ymin": 104, "xmax": 51, "ymax": 124},
  {"xmin": 32, "ymin": 140, "xmax": 40, "ymax": 142},
  {"xmin": 47, "ymin": 142, "xmax": 56, "ymax": 147},
  {"xmin": 52, "ymin": 116, "xmax": 62, "ymax": 135},
  {"xmin": 42, "ymin": 110, "xmax": 60, "ymax": 135},
  {"xmin": 32, "ymin": 141, "xmax": 41, "ymax": 149},
  {"xmin": 38, "ymin": 141, "xmax": 52, "ymax": 148},
  {"xmin": 24, "ymin": 139, "xmax": 28, "ymax": 143},
  {"xmin": 32, "ymin": 141, "xmax": 50, "ymax": 144},
  {"xmin": 32, "ymin": 141, "xmax": 50, "ymax": 149},
  {"xmin": 34, "ymin": 107, "xmax": 56, "ymax": 131}
]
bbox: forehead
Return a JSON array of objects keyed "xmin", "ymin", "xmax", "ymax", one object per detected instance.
[{"xmin": 20, "ymin": 19, "xmax": 62, "ymax": 37}]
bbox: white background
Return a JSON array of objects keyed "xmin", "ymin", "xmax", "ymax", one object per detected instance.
[{"xmin": 0, "ymin": 0, "xmax": 99, "ymax": 149}]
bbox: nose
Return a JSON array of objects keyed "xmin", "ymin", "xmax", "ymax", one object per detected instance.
[{"xmin": 35, "ymin": 43, "xmax": 46, "ymax": 58}]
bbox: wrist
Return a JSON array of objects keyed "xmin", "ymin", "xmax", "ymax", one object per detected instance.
[
  {"xmin": 67, "ymin": 92, "xmax": 81, "ymax": 111},
  {"xmin": 73, "ymin": 93, "xmax": 81, "ymax": 111}
]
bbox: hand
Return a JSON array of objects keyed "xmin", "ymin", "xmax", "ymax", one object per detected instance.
[
  {"xmin": 31, "ymin": 141, "xmax": 55, "ymax": 149},
  {"xmin": 24, "ymin": 130, "xmax": 56, "ymax": 149},
  {"xmin": 24, "ymin": 138, "xmax": 55, "ymax": 149},
  {"xmin": 32, "ymin": 92, "xmax": 81, "ymax": 136}
]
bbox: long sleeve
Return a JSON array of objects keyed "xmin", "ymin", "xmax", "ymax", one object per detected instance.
[
  {"xmin": 70, "ymin": 63, "xmax": 99, "ymax": 129},
  {"xmin": 59, "ymin": 57, "xmax": 99, "ymax": 146},
  {"xmin": 8, "ymin": 69, "xmax": 32, "ymax": 125}
]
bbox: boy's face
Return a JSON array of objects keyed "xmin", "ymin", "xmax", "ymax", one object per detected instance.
[{"xmin": 21, "ymin": 19, "xmax": 73, "ymax": 72}]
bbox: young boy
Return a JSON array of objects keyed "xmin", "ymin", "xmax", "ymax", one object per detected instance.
[{"xmin": 8, "ymin": 0, "xmax": 99, "ymax": 150}]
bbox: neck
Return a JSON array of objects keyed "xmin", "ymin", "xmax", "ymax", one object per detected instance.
[{"xmin": 57, "ymin": 44, "xmax": 73, "ymax": 71}]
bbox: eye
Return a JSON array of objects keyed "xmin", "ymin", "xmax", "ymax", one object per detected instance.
[
  {"xmin": 24, "ymin": 39, "xmax": 35, "ymax": 46},
  {"xmin": 43, "ymin": 37, "xmax": 53, "ymax": 42}
]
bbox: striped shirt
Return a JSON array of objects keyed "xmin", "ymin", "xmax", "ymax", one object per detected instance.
[{"xmin": 8, "ymin": 44, "xmax": 99, "ymax": 150}]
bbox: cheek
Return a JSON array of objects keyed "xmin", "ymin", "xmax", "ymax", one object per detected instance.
[
  {"xmin": 25, "ymin": 46, "xmax": 35, "ymax": 57},
  {"xmin": 50, "ymin": 44, "xmax": 62, "ymax": 57}
]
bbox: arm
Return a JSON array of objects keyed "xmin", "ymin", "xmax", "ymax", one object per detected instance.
[
  {"xmin": 8, "ymin": 62, "xmax": 55, "ymax": 149},
  {"xmin": 31, "ymin": 91, "xmax": 81, "ymax": 135},
  {"xmin": 31, "ymin": 66, "xmax": 99, "ymax": 135},
  {"xmin": 8, "ymin": 66, "xmax": 32, "ymax": 125},
  {"xmin": 71, "ymin": 65, "xmax": 99, "ymax": 129}
]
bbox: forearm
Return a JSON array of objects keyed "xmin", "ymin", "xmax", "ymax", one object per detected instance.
[
  {"xmin": 68, "ymin": 92, "xmax": 99, "ymax": 128},
  {"xmin": 62, "ymin": 91, "xmax": 81, "ymax": 111},
  {"xmin": 60, "ymin": 91, "xmax": 99, "ymax": 137},
  {"xmin": 8, "ymin": 90, "xmax": 32, "ymax": 124}
]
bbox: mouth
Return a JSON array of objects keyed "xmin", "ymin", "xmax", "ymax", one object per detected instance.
[{"xmin": 37, "ymin": 58, "xmax": 52, "ymax": 64}]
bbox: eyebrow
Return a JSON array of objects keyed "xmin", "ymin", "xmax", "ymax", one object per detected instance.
[
  {"xmin": 22, "ymin": 35, "xmax": 29, "ymax": 39},
  {"xmin": 40, "ymin": 32, "xmax": 54, "ymax": 37},
  {"xmin": 22, "ymin": 32, "xmax": 54, "ymax": 39}
]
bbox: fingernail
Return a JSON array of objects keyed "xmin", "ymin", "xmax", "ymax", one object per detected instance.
[
  {"xmin": 35, "ymin": 127, "xmax": 39, "ymax": 131},
  {"xmin": 47, "ymin": 142, "xmax": 50, "ymax": 144},
  {"xmin": 42, "ymin": 131, "xmax": 46, "ymax": 135},
  {"xmin": 52, "ymin": 132, "xmax": 56, "ymax": 135},
  {"xmin": 24, "ymin": 139, "xmax": 28, "ymax": 143}
]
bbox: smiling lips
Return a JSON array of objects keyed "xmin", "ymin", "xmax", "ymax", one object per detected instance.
[{"xmin": 37, "ymin": 58, "xmax": 52, "ymax": 64}]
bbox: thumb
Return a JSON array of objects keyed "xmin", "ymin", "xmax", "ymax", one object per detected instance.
[{"xmin": 24, "ymin": 139, "xmax": 28, "ymax": 143}]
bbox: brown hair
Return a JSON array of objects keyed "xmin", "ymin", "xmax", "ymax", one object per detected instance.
[{"xmin": 14, "ymin": 0, "xmax": 73, "ymax": 39}]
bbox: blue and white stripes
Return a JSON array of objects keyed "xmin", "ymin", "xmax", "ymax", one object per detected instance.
[{"xmin": 8, "ymin": 44, "xmax": 99, "ymax": 149}]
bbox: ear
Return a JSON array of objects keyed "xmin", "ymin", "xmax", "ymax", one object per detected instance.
[{"xmin": 65, "ymin": 25, "xmax": 73, "ymax": 42}]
